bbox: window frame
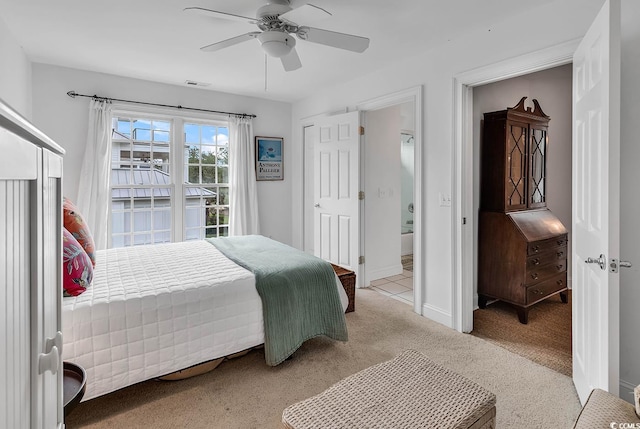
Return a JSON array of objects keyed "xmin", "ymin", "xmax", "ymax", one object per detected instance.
[{"xmin": 109, "ymin": 103, "xmax": 230, "ymax": 248}]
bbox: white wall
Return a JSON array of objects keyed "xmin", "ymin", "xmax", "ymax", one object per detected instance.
[
  {"xmin": 473, "ymin": 65, "xmax": 573, "ymax": 301},
  {"xmin": 0, "ymin": 16, "xmax": 32, "ymax": 118},
  {"xmin": 30, "ymin": 63, "xmax": 294, "ymax": 244},
  {"xmin": 619, "ymin": 0, "xmax": 640, "ymax": 402},
  {"xmin": 291, "ymin": 0, "xmax": 604, "ymax": 326},
  {"xmin": 364, "ymin": 105, "xmax": 402, "ymax": 281}
]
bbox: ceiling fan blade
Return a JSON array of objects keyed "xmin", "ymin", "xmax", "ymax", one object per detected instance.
[
  {"xmin": 281, "ymin": 48, "xmax": 302, "ymax": 71},
  {"xmin": 296, "ymin": 26, "xmax": 369, "ymax": 53},
  {"xmin": 289, "ymin": 1, "xmax": 331, "ymax": 14},
  {"xmin": 282, "ymin": 2, "xmax": 332, "ymax": 22},
  {"xmin": 184, "ymin": 7, "xmax": 257, "ymax": 24},
  {"xmin": 201, "ymin": 32, "xmax": 261, "ymax": 52}
]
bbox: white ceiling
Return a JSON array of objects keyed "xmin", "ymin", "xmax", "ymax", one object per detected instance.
[{"xmin": 1, "ymin": 0, "xmax": 558, "ymax": 103}]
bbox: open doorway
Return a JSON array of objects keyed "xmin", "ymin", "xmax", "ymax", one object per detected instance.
[
  {"xmin": 301, "ymin": 86, "xmax": 423, "ymax": 314},
  {"xmin": 363, "ymin": 102, "xmax": 415, "ymax": 306},
  {"xmin": 468, "ymin": 64, "xmax": 573, "ymax": 376}
]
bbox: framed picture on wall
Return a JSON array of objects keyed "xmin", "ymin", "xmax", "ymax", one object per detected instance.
[{"xmin": 255, "ymin": 136, "xmax": 284, "ymax": 181}]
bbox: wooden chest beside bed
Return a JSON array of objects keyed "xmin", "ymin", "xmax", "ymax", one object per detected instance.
[{"xmin": 331, "ymin": 263, "xmax": 355, "ymax": 313}]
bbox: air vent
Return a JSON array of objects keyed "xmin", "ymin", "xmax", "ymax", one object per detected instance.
[{"xmin": 184, "ymin": 80, "xmax": 211, "ymax": 87}]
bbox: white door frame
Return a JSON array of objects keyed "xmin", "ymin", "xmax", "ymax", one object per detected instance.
[
  {"xmin": 357, "ymin": 86, "xmax": 423, "ymax": 315},
  {"xmin": 452, "ymin": 40, "xmax": 580, "ymax": 333}
]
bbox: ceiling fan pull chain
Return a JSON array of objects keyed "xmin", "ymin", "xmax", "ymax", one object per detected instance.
[{"xmin": 265, "ymin": 54, "xmax": 268, "ymax": 92}]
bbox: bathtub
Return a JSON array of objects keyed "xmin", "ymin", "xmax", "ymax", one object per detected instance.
[{"xmin": 401, "ymin": 231, "xmax": 413, "ymax": 256}]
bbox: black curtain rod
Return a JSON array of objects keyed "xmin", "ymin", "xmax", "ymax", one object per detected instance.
[{"xmin": 66, "ymin": 91, "xmax": 257, "ymax": 119}]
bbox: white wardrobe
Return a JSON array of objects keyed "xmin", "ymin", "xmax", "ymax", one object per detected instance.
[{"xmin": 0, "ymin": 98, "xmax": 64, "ymax": 428}]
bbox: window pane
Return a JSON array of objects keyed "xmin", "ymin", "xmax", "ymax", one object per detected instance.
[
  {"xmin": 205, "ymin": 227, "xmax": 218, "ymax": 238},
  {"xmin": 219, "ymin": 207, "xmax": 229, "ymax": 225},
  {"xmin": 187, "ymin": 145, "xmax": 200, "ymax": 163},
  {"xmin": 111, "ymin": 210, "xmax": 130, "ymax": 234},
  {"xmin": 133, "ymin": 198, "xmax": 151, "ymax": 210},
  {"xmin": 185, "ymin": 228, "xmax": 201, "ymax": 241},
  {"xmin": 201, "ymin": 125, "xmax": 216, "ymax": 144},
  {"xmin": 217, "ymin": 128, "xmax": 229, "ymax": 146},
  {"xmin": 205, "ymin": 208, "xmax": 217, "ymax": 227},
  {"xmin": 216, "ymin": 147, "xmax": 229, "ymax": 166},
  {"xmin": 153, "ymin": 209, "xmax": 171, "ymax": 231},
  {"xmin": 219, "ymin": 226, "xmax": 229, "ymax": 237},
  {"xmin": 153, "ymin": 121, "xmax": 171, "ymax": 143},
  {"xmin": 133, "ymin": 210, "xmax": 152, "ymax": 232},
  {"xmin": 116, "ymin": 118, "xmax": 131, "ymax": 137},
  {"xmin": 134, "ymin": 128, "xmax": 151, "ymax": 141},
  {"xmin": 112, "ymin": 234, "xmax": 131, "ymax": 248},
  {"xmin": 133, "ymin": 233, "xmax": 152, "ymax": 246},
  {"xmin": 202, "ymin": 166, "xmax": 216, "ymax": 184},
  {"xmin": 154, "ymin": 231, "xmax": 171, "ymax": 243},
  {"xmin": 201, "ymin": 144, "xmax": 216, "ymax": 164},
  {"xmin": 217, "ymin": 167, "xmax": 229, "ymax": 184},
  {"xmin": 184, "ymin": 123, "xmax": 200, "ymax": 144},
  {"xmin": 218, "ymin": 187, "xmax": 229, "ymax": 205}
]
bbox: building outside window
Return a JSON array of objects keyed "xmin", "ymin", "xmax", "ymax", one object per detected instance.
[{"xmin": 110, "ymin": 113, "xmax": 229, "ymax": 248}]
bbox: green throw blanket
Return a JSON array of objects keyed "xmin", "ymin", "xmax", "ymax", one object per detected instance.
[{"xmin": 207, "ymin": 235, "xmax": 348, "ymax": 366}]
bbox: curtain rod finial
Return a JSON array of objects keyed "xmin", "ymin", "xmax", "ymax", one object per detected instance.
[{"xmin": 67, "ymin": 91, "xmax": 77, "ymax": 98}]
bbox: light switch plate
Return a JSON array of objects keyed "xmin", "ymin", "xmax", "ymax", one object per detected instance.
[{"xmin": 439, "ymin": 193, "xmax": 452, "ymax": 207}]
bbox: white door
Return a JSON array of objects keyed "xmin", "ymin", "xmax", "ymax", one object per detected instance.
[
  {"xmin": 572, "ymin": 0, "xmax": 621, "ymax": 404},
  {"xmin": 303, "ymin": 125, "xmax": 315, "ymax": 254},
  {"xmin": 313, "ymin": 111, "xmax": 360, "ymax": 280}
]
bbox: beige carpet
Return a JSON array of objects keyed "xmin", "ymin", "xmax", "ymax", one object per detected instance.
[
  {"xmin": 65, "ymin": 289, "xmax": 581, "ymax": 429},
  {"xmin": 471, "ymin": 291, "xmax": 572, "ymax": 377}
]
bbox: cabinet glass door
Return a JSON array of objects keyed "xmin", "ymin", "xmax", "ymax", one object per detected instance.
[
  {"xmin": 529, "ymin": 126, "xmax": 547, "ymax": 208},
  {"xmin": 505, "ymin": 122, "xmax": 528, "ymax": 211}
]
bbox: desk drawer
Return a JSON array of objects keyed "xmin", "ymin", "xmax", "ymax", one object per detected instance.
[
  {"xmin": 527, "ymin": 235, "xmax": 568, "ymax": 255},
  {"xmin": 526, "ymin": 273, "xmax": 567, "ymax": 304},
  {"xmin": 526, "ymin": 259, "xmax": 567, "ymax": 284},
  {"xmin": 526, "ymin": 246, "xmax": 567, "ymax": 270}
]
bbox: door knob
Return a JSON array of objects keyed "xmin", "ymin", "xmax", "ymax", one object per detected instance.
[
  {"xmin": 314, "ymin": 203, "xmax": 320, "ymax": 208},
  {"xmin": 585, "ymin": 254, "xmax": 606, "ymax": 271},
  {"xmin": 38, "ymin": 345, "xmax": 60, "ymax": 375},
  {"xmin": 609, "ymin": 258, "xmax": 633, "ymax": 273}
]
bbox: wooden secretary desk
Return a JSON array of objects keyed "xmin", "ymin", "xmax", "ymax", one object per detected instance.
[{"xmin": 478, "ymin": 97, "xmax": 568, "ymax": 324}]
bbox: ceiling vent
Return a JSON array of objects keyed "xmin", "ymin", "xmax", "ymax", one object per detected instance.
[{"xmin": 185, "ymin": 80, "xmax": 211, "ymax": 87}]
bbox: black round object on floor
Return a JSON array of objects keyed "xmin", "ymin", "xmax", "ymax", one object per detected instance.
[{"xmin": 63, "ymin": 361, "xmax": 86, "ymax": 418}]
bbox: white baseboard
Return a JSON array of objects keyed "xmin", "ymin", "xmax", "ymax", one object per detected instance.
[
  {"xmin": 368, "ymin": 263, "xmax": 403, "ymax": 283},
  {"xmin": 422, "ymin": 303, "xmax": 453, "ymax": 328},
  {"xmin": 620, "ymin": 379, "xmax": 638, "ymax": 404}
]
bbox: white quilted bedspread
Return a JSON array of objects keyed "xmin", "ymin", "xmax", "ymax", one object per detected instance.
[{"xmin": 62, "ymin": 240, "xmax": 263, "ymax": 400}]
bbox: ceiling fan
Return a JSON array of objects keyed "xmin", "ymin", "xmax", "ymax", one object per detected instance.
[{"xmin": 184, "ymin": 0, "xmax": 370, "ymax": 72}]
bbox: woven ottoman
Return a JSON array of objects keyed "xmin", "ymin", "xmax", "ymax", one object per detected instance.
[{"xmin": 282, "ymin": 350, "xmax": 496, "ymax": 429}]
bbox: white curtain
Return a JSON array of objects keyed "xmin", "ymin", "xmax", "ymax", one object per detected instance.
[
  {"xmin": 229, "ymin": 116, "xmax": 260, "ymax": 235},
  {"xmin": 77, "ymin": 99, "xmax": 113, "ymax": 250}
]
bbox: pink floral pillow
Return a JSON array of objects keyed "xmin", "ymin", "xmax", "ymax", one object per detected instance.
[
  {"xmin": 63, "ymin": 197, "xmax": 96, "ymax": 267},
  {"xmin": 63, "ymin": 227, "xmax": 93, "ymax": 297}
]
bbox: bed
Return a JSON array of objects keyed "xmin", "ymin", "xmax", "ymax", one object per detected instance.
[{"xmin": 61, "ymin": 235, "xmax": 349, "ymax": 401}]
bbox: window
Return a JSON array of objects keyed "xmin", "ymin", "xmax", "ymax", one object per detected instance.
[
  {"xmin": 184, "ymin": 123, "xmax": 230, "ymax": 240},
  {"xmin": 110, "ymin": 112, "xmax": 229, "ymax": 248}
]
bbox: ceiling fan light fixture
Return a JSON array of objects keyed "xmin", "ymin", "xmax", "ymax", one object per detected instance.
[{"xmin": 257, "ymin": 31, "xmax": 296, "ymax": 58}]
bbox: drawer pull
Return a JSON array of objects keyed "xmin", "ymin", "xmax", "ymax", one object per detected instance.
[
  {"xmin": 532, "ymin": 245, "xmax": 540, "ymax": 253},
  {"xmin": 557, "ymin": 251, "xmax": 564, "ymax": 258},
  {"xmin": 556, "ymin": 264, "xmax": 563, "ymax": 271},
  {"xmin": 557, "ymin": 280, "xmax": 563, "ymax": 286},
  {"xmin": 531, "ymin": 289, "xmax": 543, "ymax": 295},
  {"xmin": 532, "ymin": 258, "xmax": 540, "ymax": 266},
  {"xmin": 557, "ymin": 239, "xmax": 565, "ymax": 245},
  {"xmin": 531, "ymin": 273, "xmax": 539, "ymax": 280}
]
